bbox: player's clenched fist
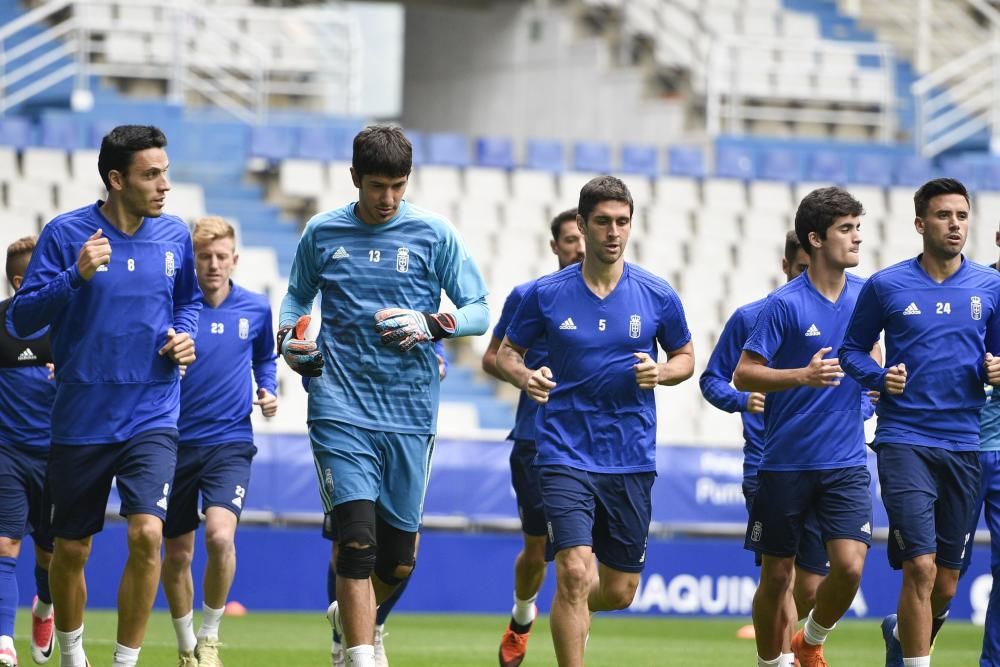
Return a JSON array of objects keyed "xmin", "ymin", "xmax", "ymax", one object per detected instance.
[
  {"xmin": 525, "ymin": 366, "xmax": 556, "ymax": 404},
  {"xmin": 800, "ymin": 346, "xmax": 844, "ymax": 388},
  {"xmin": 884, "ymin": 363, "xmax": 907, "ymax": 395},
  {"xmin": 746, "ymin": 392, "xmax": 765, "ymax": 413},
  {"xmin": 254, "ymin": 388, "xmax": 279, "ymax": 417},
  {"xmin": 77, "ymin": 228, "xmax": 111, "ymax": 280},
  {"xmin": 633, "ymin": 352, "xmax": 660, "ymax": 389},
  {"xmin": 986, "ymin": 353, "xmax": 1000, "ymax": 386},
  {"xmin": 159, "ymin": 327, "xmax": 196, "ymax": 366}
]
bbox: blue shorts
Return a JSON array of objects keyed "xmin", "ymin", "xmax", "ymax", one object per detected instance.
[
  {"xmin": 510, "ymin": 439, "xmax": 546, "ymax": 537},
  {"xmin": 745, "ymin": 466, "xmax": 872, "ymax": 559},
  {"xmin": 743, "ymin": 474, "xmax": 829, "ymax": 575},
  {"xmin": 0, "ymin": 444, "xmax": 52, "ymax": 551},
  {"xmin": 878, "ymin": 443, "xmax": 979, "ymax": 570},
  {"xmin": 540, "ymin": 465, "xmax": 655, "ymax": 573},
  {"xmin": 47, "ymin": 429, "xmax": 178, "ymax": 539},
  {"xmin": 309, "ymin": 420, "xmax": 434, "ymax": 533},
  {"xmin": 163, "ymin": 441, "xmax": 257, "ymax": 539}
]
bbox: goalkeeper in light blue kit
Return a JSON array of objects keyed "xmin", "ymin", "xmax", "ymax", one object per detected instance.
[{"xmin": 278, "ymin": 125, "xmax": 489, "ymax": 667}]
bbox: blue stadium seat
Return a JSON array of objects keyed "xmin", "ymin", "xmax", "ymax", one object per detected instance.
[
  {"xmin": 715, "ymin": 146, "xmax": 755, "ymax": 180},
  {"xmin": 806, "ymin": 151, "xmax": 848, "ymax": 183},
  {"xmin": 475, "ymin": 137, "xmax": 515, "ymax": 169},
  {"xmin": 939, "ymin": 158, "xmax": 980, "ymax": 191},
  {"xmin": 0, "ymin": 116, "xmax": 32, "ymax": 148},
  {"xmin": 405, "ymin": 130, "xmax": 426, "ymax": 166},
  {"xmin": 295, "ymin": 126, "xmax": 337, "ymax": 161},
  {"xmin": 573, "ymin": 141, "xmax": 612, "ymax": 173},
  {"xmin": 758, "ymin": 148, "xmax": 802, "ymax": 182},
  {"xmin": 851, "ymin": 153, "xmax": 893, "ymax": 186},
  {"xmin": 427, "ymin": 132, "xmax": 470, "ymax": 167},
  {"xmin": 250, "ymin": 125, "xmax": 296, "ymax": 161},
  {"xmin": 620, "ymin": 144, "xmax": 658, "ymax": 177},
  {"xmin": 894, "ymin": 156, "xmax": 934, "ymax": 186},
  {"xmin": 667, "ymin": 146, "xmax": 705, "ymax": 178},
  {"xmin": 89, "ymin": 118, "xmax": 119, "ymax": 148},
  {"xmin": 39, "ymin": 114, "xmax": 82, "ymax": 149},
  {"xmin": 525, "ymin": 139, "xmax": 565, "ymax": 172},
  {"xmin": 979, "ymin": 162, "xmax": 1000, "ymax": 191}
]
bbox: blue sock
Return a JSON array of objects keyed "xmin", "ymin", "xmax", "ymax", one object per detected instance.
[
  {"xmin": 34, "ymin": 563, "xmax": 51, "ymax": 605},
  {"xmin": 376, "ymin": 571, "xmax": 412, "ymax": 626},
  {"xmin": 0, "ymin": 556, "xmax": 17, "ymax": 638}
]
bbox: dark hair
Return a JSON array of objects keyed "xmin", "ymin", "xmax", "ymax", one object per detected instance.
[
  {"xmin": 550, "ymin": 207, "xmax": 579, "ymax": 242},
  {"xmin": 794, "ymin": 186, "xmax": 864, "ymax": 255},
  {"xmin": 6, "ymin": 235, "xmax": 36, "ymax": 286},
  {"xmin": 97, "ymin": 125, "xmax": 167, "ymax": 191},
  {"xmin": 913, "ymin": 178, "xmax": 970, "ymax": 218},
  {"xmin": 578, "ymin": 176, "xmax": 633, "ymax": 222},
  {"xmin": 352, "ymin": 125, "xmax": 412, "ymax": 180},
  {"xmin": 783, "ymin": 229, "xmax": 803, "ymax": 267}
]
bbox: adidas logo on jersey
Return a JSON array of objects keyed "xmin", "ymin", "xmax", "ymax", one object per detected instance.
[
  {"xmin": 332, "ymin": 246, "xmax": 350, "ymax": 260},
  {"xmin": 804, "ymin": 324, "xmax": 821, "ymax": 337},
  {"xmin": 232, "ymin": 496, "xmax": 243, "ymax": 509},
  {"xmin": 17, "ymin": 348, "xmax": 36, "ymax": 361},
  {"xmin": 156, "ymin": 496, "xmax": 168, "ymax": 510},
  {"xmin": 559, "ymin": 317, "xmax": 577, "ymax": 330},
  {"xmin": 903, "ymin": 302, "xmax": 921, "ymax": 316},
  {"xmin": 860, "ymin": 522, "xmax": 871, "ymax": 535}
]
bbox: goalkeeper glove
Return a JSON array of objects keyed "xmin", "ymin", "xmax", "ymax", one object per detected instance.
[
  {"xmin": 277, "ymin": 315, "xmax": 324, "ymax": 377},
  {"xmin": 374, "ymin": 308, "xmax": 456, "ymax": 352}
]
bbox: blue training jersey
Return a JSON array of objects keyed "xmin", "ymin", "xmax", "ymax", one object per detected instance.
[
  {"xmin": 840, "ymin": 256, "xmax": 1000, "ymax": 451},
  {"xmin": 279, "ymin": 200, "xmax": 489, "ymax": 434},
  {"xmin": 10, "ymin": 202, "xmax": 202, "ymax": 444},
  {"xmin": 494, "ymin": 280, "xmax": 548, "ymax": 442},
  {"xmin": 743, "ymin": 272, "xmax": 867, "ymax": 471},
  {"xmin": 981, "ymin": 387, "xmax": 1000, "ymax": 452},
  {"xmin": 0, "ymin": 299, "xmax": 55, "ymax": 448},
  {"xmin": 700, "ymin": 298, "xmax": 766, "ymax": 478},
  {"xmin": 178, "ymin": 282, "xmax": 277, "ymax": 446},
  {"xmin": 505, "ymin": 263, "xmax": 692, "ymax": 473}
]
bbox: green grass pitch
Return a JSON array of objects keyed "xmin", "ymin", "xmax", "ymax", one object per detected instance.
[{"xmin": 12, "ymin": 609, "xmax": 986, "ymax": 665}]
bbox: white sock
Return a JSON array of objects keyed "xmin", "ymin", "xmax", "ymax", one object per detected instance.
[
  {"xmin": 757, "ymin": 655, "xmax": 781, "ymax": 666},
  {"xmin": 172, "ymin": 611, "xmax": 197, "ymax": 653},
  {"xmin": 511, "ymin": 592, "xmax": 538, "ymax": 626},
  {"xmin": 803, "ymin": 609, "xmax": 835, "ymax": 646},
  {"xmin": 198, "ymin": 603, "xmax": 225, "ymax": 640},
  {"xmin": 779, "ymin": 652, "xmax": 795, "ymax": 666},
  {"xmin": 111, "ymin": 642, "xmax": 140, "ymax": 667},
  {"xmin": 902, "ymin": 658, "xmax": 930, "ymax": 667},
  {"xmin": 34, "ymin": 601, "xmax": 53, "ymax": 619},
  {"xmin": 56, "ymin": 625, "xmax": 86, "ymax": 666},
  {"xmin": 0, "ymin": 635, "xmax": 13, "ymax": 650},
  {"xmin": 346, "ymin": 644, "xmax": 376, "ymax": 667}
]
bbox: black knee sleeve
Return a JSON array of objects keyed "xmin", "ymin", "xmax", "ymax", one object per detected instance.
[
  {"xmin": 373, "ymin": 516, "xmax": 417, "ymax": 585},
  {"xmin": 334, "ymin": 500, "xmax": 376, "ymax": 580}
]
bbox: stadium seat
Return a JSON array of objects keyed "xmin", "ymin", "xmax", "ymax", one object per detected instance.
[
  {"xmin": 847, "ymin": 184, "xmax": 887, "ymax": 220},
  {"xmin": 406, "ymin": 130, "xmax": 427, "ymax": 166},
  {"xmin": 623, "ymin": 174, "xmax": 653, "ymax": 206},
  {"xmin": 852, "ymin": 153, "xmax": 893, "ymax": 186},
  {"xmin": 464, "ymin": 166, "xmax": 510, "ymax": 204},
  {"xmin": 454, "ymin": 200, "xmax": 502, "ymax": 232},
  {"xmin": 667, "ymin": 146, "xmax": 706, "ymax": 178},
  {"xmin": 251, "ymin": 126, "xmax": 297, "ymax": 161},
  {"xmin": 0, "ymin": 117, "xmax": 32, "ymax": 149},
  {"xmin": 501, "ymin": 200, "xmax": 551, "ymax": 232},
  {"xmin": 558, "ymin": 171, "xmax": 600, "ymax": 207},
  {"xmin": 887, "ymin": 186, "xmax": 916, "ymax": 219},
  {"xmin": 418, "ymin": 165, "xmax": 463, "ymax": 201},
  {"xmin": 474, "ymin": 137, "xmax": 515, "ymax": 169},
  {"xmin": 894, "ymin": 156, "xmax": 934, "ymax": 187},
  {"xmin": 806, "ymin": 151, "xmax": 849, "ymax": 183},
  {"xmin": 525, "ymin": 139, "xmax": 565, "ymax": 173},
  {"xmin": 0, "ymin": 147, "xmax": 17, "ymax": 181},
  {"xmin": 70, "ymin": 149, "xmax": 103, "ymax": 191},
  {"xmin": 21, "ymin": 148, "xmax": 69, "ymax": 185},
  {"xmin": 748, "ymin": 180, "xmax": 794, "ymax": 213},
  {"xmin": 511, "ymin": 169, "xmax": 557, "ymax": 203},
  {"xmin": 715, "ymin": 146, "xmax": 756, "ymax": 180},
  {"xmin": 573, "ymin": 141, "xmax": 612, "ymax": 173},
  {"xmin": 702, "ymin": 178, "xmax": 748, "ymax": 210},
  {"xmin": 621, "ymin": 144, "xmax": 659, "ymax": 178},
  {"xmin": 166, "ymin": 183, "xmax": 207, "ymax": 220},
  {"xmin": 39, "ymin": 115, "xmax": 82, "ymax": 150},
  {"xmin": 296, "ymin": 126, "xmax": 355, "ymax": 161},
  {"xmin": 279, "ymin": 159, "xmax": 325, "ymax": 198},
  {"xmin": 326, "ymin": 161, "xmax": 357, "ymax": 201},
  {"xmin": 57, "ymin": 183, "xmax": 104, "ymax": 211},
  {"xmin": 427, "ymin": 133, "xmax": 470, "ymax": 167},
  {"xmin": 655, "ymin": 176, "xmax": 700, "ymax": 210},
  {"xmin": 757, "ymin": 149, "xmax": 802, "ymax": 182}
]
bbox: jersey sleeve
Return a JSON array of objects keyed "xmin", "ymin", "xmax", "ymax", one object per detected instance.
[
  {"xmin": 279, "ymin": 222, "xmax": 322, "ymax": 328},
  {"xmin": 743, "ymin": 294, "xmax": 787, "ymax": 362},
  {"xmin": 492, "ymin": 286, "xmax": 525, "ymax": 341},
  {"xmin": 435, "ymin": 225, "xmax": 489, "ymax": 337},
  {"xmin": 171, "ymin": 233, "xmax": 202, "ymax": 337},
  {"xmin": 10, "ymin": 223, "xmax": 82, "ymax": 338},
  {"xmin": 839, "ymin": 279, "xmax": 889, "ymax": 391},
  {"xmin": 656, "ymin": 289, "xmax": 692, "ymax": 352},
  {"xmin": 699, "ymin": 309, "xmax": 751, "ymax": 413},
  {"xmin": 505, "ymin": 283, "xmax": 545, "ymax": 351},
  {"xmin": 252, "ymin": 302, "xmax": 278, "ymax": 395}
]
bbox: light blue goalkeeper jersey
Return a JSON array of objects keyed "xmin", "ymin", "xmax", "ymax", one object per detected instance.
[{"xmin": 280, "ymin": 200, "xmax": 489, "ymax": 434}]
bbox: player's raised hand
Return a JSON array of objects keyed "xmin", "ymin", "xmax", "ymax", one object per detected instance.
[
  {"xmin": 884, "ymin": 363, "xmax": 907, "ymax": 395},
  {"xmin": 277, "ymin": 315, "xmax": 323, "ymax": 377},
  {"xmin": 526, "ymin": 366, "xmax": 556, "ymax": 404},
  {"xmin": 77, "ymin": 228, "xmax": 111, "ymax": 280},
  {"xmin": 159, "ymin": 327, "xmax": 196, "ymax": 366},
  {"xmin": 633, "ymin": 352, "xmax": 660, "ymax": 389},
  {"xmin": 800, "ymin": 347, "xmax": 844, "ymax": 388},
  {"xmin": 254, "ymin": 388, "xmax": 279, "ymax": 417},
  {"xmin": 986, "ymin": 353, "xmax": 1000, "ymax": 386},
  {"xmin": 746, "ymin": 392, "xmax": 765, "ymax": 413}
]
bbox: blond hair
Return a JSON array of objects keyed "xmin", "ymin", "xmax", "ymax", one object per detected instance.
[
  {"xmin": 6, "ymin": 235, "xmax": 37, "ymax": 286},
  {"xmin": 192, "ymin": 216, "xmax": 236, "ymax": 248}
]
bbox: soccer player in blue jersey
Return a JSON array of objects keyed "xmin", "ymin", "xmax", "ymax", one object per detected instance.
[
  {"xmin": 497, "ymin": 176, "xmax": 694, "ymax": 667},
  {"xmin": 840, "ymin": 178, "xmax": 1000, "ymax": 667},
  {"xmin": 734, "ymin": 187, "xmax": 873, "ymax": 667},
  {"xmin": 160, "ymin": 217, "xmax": 277, "ymax": 667},
  {"xmin": 9, "ymin": 125, "xmax": 202, "ymax": 667},
  {"xmin": 0, "ymin": 237, "xmax": 56, "ymax": 667},
  {"xmin": 278, "ymin": 125, "xmax": 489, "ymax": 667},
  {"xmin": 482, "ymin": 207, "xmax": 584, "ymax": 667}
]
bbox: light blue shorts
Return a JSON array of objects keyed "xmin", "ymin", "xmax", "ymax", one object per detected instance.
[{"xmin": 309, "ymin": 419, "xmax": 434, "ymax": 532}]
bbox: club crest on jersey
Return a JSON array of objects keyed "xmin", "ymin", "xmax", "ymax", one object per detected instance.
[
  {"xmin": 629, "ymin": 314, "xmax": 642, "ymax": 339},
  {"xmin": 396, "ymin": 247, "xmax": 410, "ymax": 273},
  {"xmin": 239, "ymin": 318, "xmax": 249, "ymax": 340},
  {"xmin": 165, "ymin": 251, "xmax": 175, "ymax": 277},
  {"xmin": 972, "ymin": 296, "xmax": 983, "ymax": 320}
]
